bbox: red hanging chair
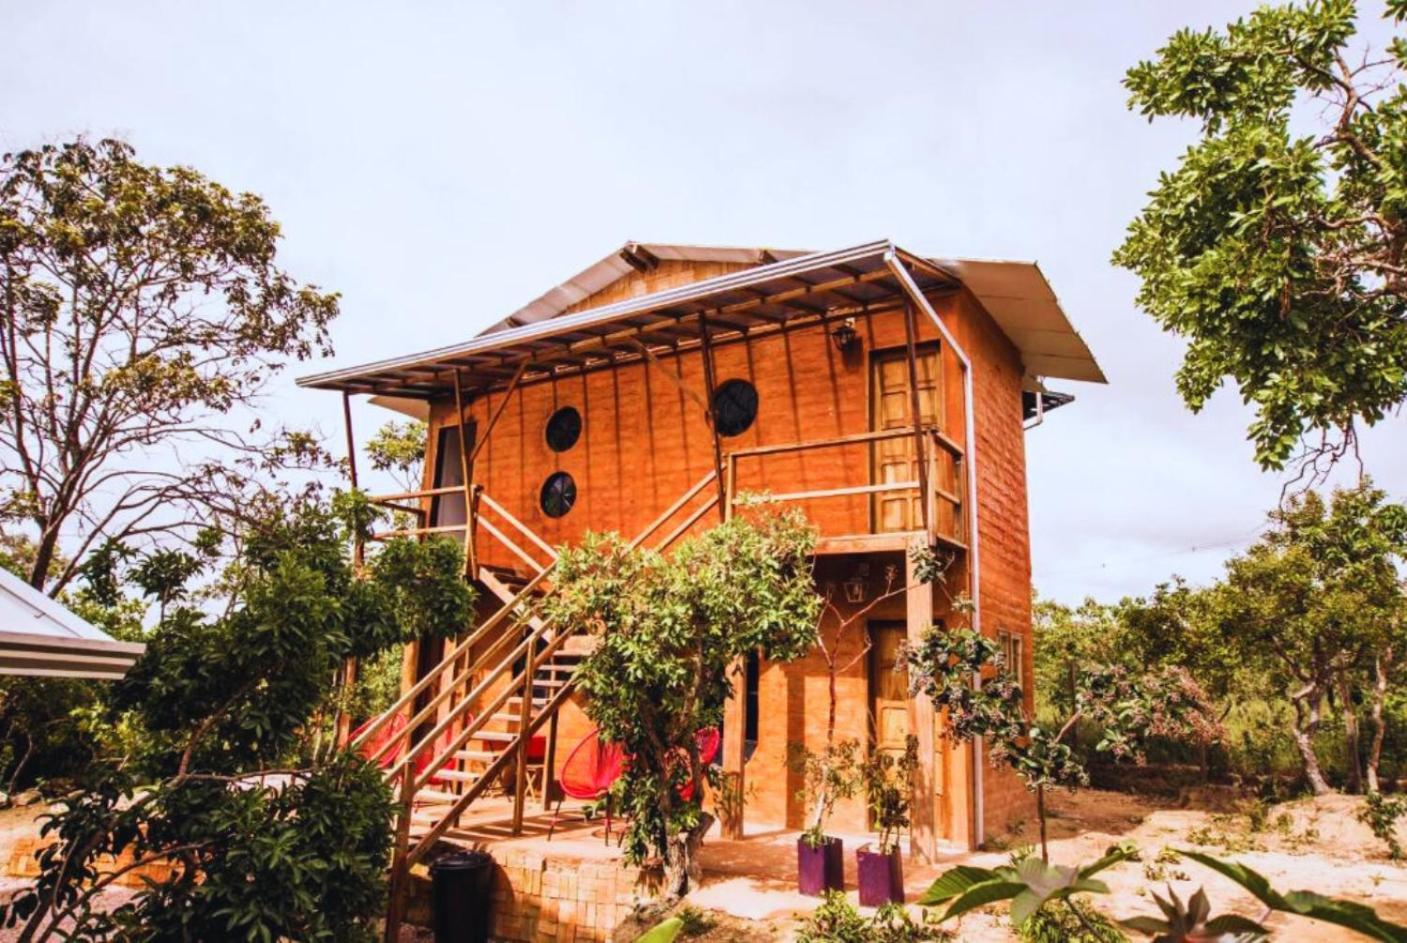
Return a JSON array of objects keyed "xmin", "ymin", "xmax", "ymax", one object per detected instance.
[
  {"xmin": 547, "ymin": 728, "xmax": 627, "ymax": 841},
  {"xmin": 677, "ymin": 726, "xmax": 722, "ymax": 802}
]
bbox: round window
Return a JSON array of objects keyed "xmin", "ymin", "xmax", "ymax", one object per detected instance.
[
  {"xmin": 545, "ymin": 406, "xmax": 582, "ymax": 452},
  {"xmin": 711, "ymin": 379, "xmax": 758, "ymax": 437},
  {"xmin": 539, "ymin": 472, "xmax": 577, "ymax": 518}
]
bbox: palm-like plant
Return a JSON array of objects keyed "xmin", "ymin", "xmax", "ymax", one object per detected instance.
[
  {"xmin": 920, "ymin": 844, "xmax": 1136, "ymax": 933},
  {"xmin": 1120, "ymin": 886, "xmax": 1266, "ymax": 942}
]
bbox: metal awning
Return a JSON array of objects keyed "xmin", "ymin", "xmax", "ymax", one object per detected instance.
[
  {"xmin": 297, "ymin": 239, "xmax": 1105, "ymax": 400},
  {"xmin": 0, "ymin": 567, "xmax": 145, "ymax": 680}
]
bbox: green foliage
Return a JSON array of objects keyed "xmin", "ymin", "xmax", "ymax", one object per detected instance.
[
  {"xmin": 920, "ymin": 844, "xmax": 1137, "ymax": 930},
  {"xmin": 635, "ymin": 917, "xmax": 684, "ymax": 943},
  {"xmin": 795, "ymin": 891, "xmax": 945, "ymax": 943},
  {"xmin": 365, "ymin": 420, "xmax": 428, "ymax": 493},
  {"xmin": 1214, "ymin": 481, "xmax": 1407, "ymax": 793},
  {"xmin": 1359, "ymin": 791, "xmax": 1407, "ymax": 860},
  {"xmin": 909, "ymin": 627, "xmax": 1218, "ymax": 798},
  {"xmin": 787, "ymin": 738, "xmax": 862, "ymax": 849},
  {"xmin": 1120, "ymin": 885, "xmax": 1268, "ymax": 942},
  {"xmin": 1115, "ymin": 2, "xmax": 1407, "ymax": 468},
  {"xmin": 861, "ymin": 736, "xmax": 920, "ymax": 855},
  {"xmin": 1019, "ymin": 898, "xmax": 1127, "ymax": 943},
  {"xmin": 0, "ymin": 137, "xmax": 341, "ymax": 592},
  {"xmin": 1, "ymin": 491, "xmax": 474, "ymax": 941},
  {"xmin": 1176, "ymin": 849, "xmax": 1407, "ymax": 942},
  {"xmin": 544, "ymin": 507, "xmax": 820, "ymax": 895}
]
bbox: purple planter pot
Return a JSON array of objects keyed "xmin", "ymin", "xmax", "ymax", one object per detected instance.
[
  {"xmin": 796, "ymin": 835, "xmax": 844, "ymax": 896},
  {"xmin": 856, "ymin": 846, "xmax": 904, "ymax": 907}
]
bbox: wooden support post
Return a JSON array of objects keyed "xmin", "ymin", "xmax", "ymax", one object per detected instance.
[
  {"xmin": 906, "ymin": 537, "xmax": 938, "ymax": 863},
  {"xmin": 383, "ymin": 762, "xmax": 416, "ymax": 943},
  {"xmin": 452, "ymin": 369, "xmax": 476, "ymax": 578},
  {"xmin": 511, "ymin": 654, "xmax": 535, "ymax": 836},
  {"xmin": 697, "ymin": 317, "xmax": 729, "ymax": 522},
  {"xmin": 902, "ymin": 301, "xmax": 932, "ymax": 540},
  {"xmin": 336, "ymin": 392, "xmax": 361, "ymax": 749},
  {"xmin": 542, "ymin": 708, "xmax": 559, "ymax": 811},
  {"xmin": 720, "ymin": 656, "xmax": 747, "ymax": 839}
]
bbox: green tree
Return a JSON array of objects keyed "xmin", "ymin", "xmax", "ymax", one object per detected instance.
[
  {"xmin": 1033, "ymin": 595, "xmax": 1122, "ymax": 721},
  {"xmin": 543, "ymin": 507, "xmax": 821, "ymax": 899},
  {"xmin": 365, "ymin": 419, "xmax": 427, "ymax": 493},
  {"xmin": 2, "ymin": 492, "xmax": 474, "ymax": 942},
  {"xmin": 908, "ymin": 629, "xmax": 1220, "ymax": 863},
  {"xmin": 0, "ymin": 138, "xmax": 340, "ymax": 593},
  {"xmin": 1115, "ymin": 1, "xmax": 1407, "ymax": 470},
  {"xmin": 1213, "ymin": 481, "xmax": 1407, "ymax": 794}
]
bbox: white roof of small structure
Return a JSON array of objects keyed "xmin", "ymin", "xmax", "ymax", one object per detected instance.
[{"xmin": 0, "ymin": 567, "xmax": 145, "ymax": 679}]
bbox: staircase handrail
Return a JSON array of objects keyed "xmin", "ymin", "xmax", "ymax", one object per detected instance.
[
  {"xmin": 350, "ymin": 564, "xmax": 555, "ymax": 753},
  {"xmin": 404, "ymin": 667, "xmax": 579, "ymax": 867}
]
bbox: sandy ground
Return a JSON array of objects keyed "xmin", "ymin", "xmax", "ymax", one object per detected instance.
[
  {"xmin": 3, "ymin": 789, "xmax": 1406, "ymax": 940},
  {"xmin": 684, "ymin": 788, "xmax": 1407, "ymax": 940}
]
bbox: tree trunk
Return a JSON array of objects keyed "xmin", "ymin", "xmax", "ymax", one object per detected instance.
[
  {"xmin": 1291, "ymin": 682, "xmax": 1333, "ymax": 796},
  {"xmin": 662, "ymin": 811, "xmax": 714, "ymax": 900},
  {"xmin": 1368, "ymin": 649, "xmax": 1392, "ymax": 795},
  {"xmin": 1336, "ymin": 671, "xmax": 1363, "ymax": 794}
]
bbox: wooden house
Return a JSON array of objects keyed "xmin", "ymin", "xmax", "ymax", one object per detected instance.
[{"xmin": 298, "ymin": 240, "xmax": 1103, "ymax": 888}]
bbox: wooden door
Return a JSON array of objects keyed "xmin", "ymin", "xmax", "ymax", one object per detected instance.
[
  {"xmin": 871, "ymin": 345, "xmax": 941, "ymax": 532},
  {"xmin": 869, "ymin": 622, "xmax": 909, "ymax": 755}
]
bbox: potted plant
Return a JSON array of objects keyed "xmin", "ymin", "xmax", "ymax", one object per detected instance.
[
  {"xmin": 787, "ymin": 738, "xmax": 861, "ymax": 896},
  {"xmin": 857, "ymin": 735, "xmax": 919, "ymax": 906}
]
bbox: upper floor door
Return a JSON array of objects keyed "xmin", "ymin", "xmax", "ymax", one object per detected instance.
[
  {"xmin": 429, "ymin": 423, "xmax": 475, "ymax": 534},
  {"xmin": 870, "ymin": 344, "xmax": 942, "ymax": 533}
]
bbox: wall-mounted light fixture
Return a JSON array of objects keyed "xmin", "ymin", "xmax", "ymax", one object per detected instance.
[
  {"xmin": 830, "ymin": 317, "xmax": 859, "ymax": 353},
  {"xmin": 842, "ymin": 562, "xmax": 869, "ymax": 603}
]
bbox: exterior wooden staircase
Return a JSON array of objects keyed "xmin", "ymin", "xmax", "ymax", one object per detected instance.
[{"xmin": 357, "ymin": 470, "xmax": 722, "ymax": 939}]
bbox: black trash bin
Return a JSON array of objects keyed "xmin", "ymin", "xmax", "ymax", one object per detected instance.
[{"xmin": 429, "ymin": 850, "xmax": 495, "ymax": 943}]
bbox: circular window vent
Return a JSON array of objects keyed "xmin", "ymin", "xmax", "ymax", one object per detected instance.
[
  {"xmin": 539, "ymin": 472, "xmax": 577, "ymax": 518},
  {"xmin": 711, "ymin": 379, "xmax": 759, "ymax": 437},
  {"xmin": 545, "ymin": 406, "xmax": 582, "ymax": 452}
]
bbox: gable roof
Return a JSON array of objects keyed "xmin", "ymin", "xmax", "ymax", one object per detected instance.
[
  {"xmin": 298, "ymin": 239, "xmax": 1104, "ymax": 401},
  {"xmin": 480, "ymin": 241, "xmax": 1104, "ymax": 384},
  {"xmin": 0, "ymin": 567, "xmax": 145, "ymax": 679}
]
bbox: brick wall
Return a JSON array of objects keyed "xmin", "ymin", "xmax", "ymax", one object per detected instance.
[{"xmin": 408, "ymin": 848, "xmax": 660, "ymax": 942}]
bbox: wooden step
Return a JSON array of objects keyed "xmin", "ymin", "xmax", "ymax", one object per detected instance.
[
  {"xmin": 453, "ymin": 749, "xmax": 499, "ymax": 763},
  {"xmin": 433, "ymin": 769, "xmax": 482, "ymax": 784}
]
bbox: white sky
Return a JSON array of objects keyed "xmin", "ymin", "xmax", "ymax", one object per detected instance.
[{"xmin": 3, "ymin": 1, "xmax": 1405, "ymax": 605}]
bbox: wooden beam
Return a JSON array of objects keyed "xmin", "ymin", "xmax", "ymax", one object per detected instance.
[
  {"xmin": 629, "ymin": 339, "xmax": 710, "ymax": 414},
  {"xmin": 720, "ymin": 656, "xmax": 747, "ymax": 839},
  {"xmin": 906, "ymin": 537, "xmax": 938, "ymax": 863},
  {"xmin": 466, "ymin": 360, "xmax": 528, "ymax": 467},
  {"xmin": 902, "ymin": 301, "xmax": 932, "ymax": 539},
  {"xmin": 452, "ymin": 369, "xmax": 476, "ymax": 577},
  {"xmin": 336, "ymin": 391, "xmax": 360, "ymax": 749},
  {"xmin": 696, "ymin": 316, "xmax": 729, "ymax": 522}
]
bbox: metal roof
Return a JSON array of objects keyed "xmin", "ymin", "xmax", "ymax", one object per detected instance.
[
  {"xmin": 0, "ymin": 567, "xmax": 145, "ymax": 679},
  {"xmin": 297, "ymin": 239, "xmax": 1104, "ymax": 399}
]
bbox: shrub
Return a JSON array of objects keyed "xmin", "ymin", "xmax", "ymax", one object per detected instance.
[
  {"xmin": 795, "ymin": 891, "xmax": 946, "ymax": 943},
  {"xmin": 1358, "ymin": 792, "xmax": 1407, "ymax": 861},
  {"xmin": 1018, "ymin": 899, "xmax": 1127, "ymax": 943}
]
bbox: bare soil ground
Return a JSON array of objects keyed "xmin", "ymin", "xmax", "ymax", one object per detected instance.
[
  {"xmin": 686, "ymin": 788, "xmax": 1407, "ymax": 940},
  {"xmin": 4, "ymin": 789, "xmax": 1406, "ymax": 940}
]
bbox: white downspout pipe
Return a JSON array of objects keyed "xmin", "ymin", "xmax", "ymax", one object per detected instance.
[{"xmin": 886, "ymin": 251, "xmax": 985, "ymax": 849}]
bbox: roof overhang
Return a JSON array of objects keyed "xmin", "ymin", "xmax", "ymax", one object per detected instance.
[
  {"xmin": 298, "ymin": 240, "xmax": 1105, "ymax": 400},
  {"xmin": 0, "ymin": 568, "xmax": 144, "ymax": 679}
]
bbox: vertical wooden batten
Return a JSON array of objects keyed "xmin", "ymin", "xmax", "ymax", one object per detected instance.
[
  {"xmin": 905, "ymin": 536, "xmax": 938, "ymax": 862},
  {"xmin": 451, "ymin": 369, "xmax": 476, "ymax": 578}
]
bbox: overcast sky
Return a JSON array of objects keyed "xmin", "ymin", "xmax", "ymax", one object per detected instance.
[{"xmin": 4, "ymin": 1, "xmax": 1405, "ymax": 604}]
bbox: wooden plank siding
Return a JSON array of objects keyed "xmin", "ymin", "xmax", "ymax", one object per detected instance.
[{"xmin": 416, "ymin": 263, "xmax": 1037, "ymax": 845}]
